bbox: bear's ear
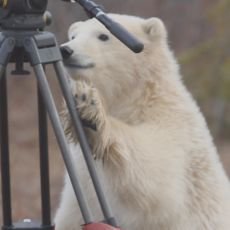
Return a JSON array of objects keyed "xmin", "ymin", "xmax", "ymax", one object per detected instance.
[{"xmin": 143, "ymin": 17, "xmax": 167, "ymax": 41}]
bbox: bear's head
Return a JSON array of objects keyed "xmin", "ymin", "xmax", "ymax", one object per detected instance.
[{"xmin": 61, "ymin": 14, "xmax": 179, "ymax": 113}]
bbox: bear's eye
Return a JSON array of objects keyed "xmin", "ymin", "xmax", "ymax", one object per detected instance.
[
  {"xmin": 98, "ymin": 34, "xmax": 109, "ymax": 41},
  {"xmin": 71, "ymin": 35, "xmax": 76, "ymax": 40}
]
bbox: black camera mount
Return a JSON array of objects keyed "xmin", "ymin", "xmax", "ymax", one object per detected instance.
[
  {"xmin": 0, "ymin": 0, "xmax": 47, "ymax": 14},
  {"xmin": 0, "ymin": 0, "xmax": 49, "ymax": 30},
  {"xmin": 0, "ymin": 1, "xmax": 144, "ymax": 230}
]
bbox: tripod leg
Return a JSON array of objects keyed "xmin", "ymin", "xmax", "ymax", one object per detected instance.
[
  {"xmin": 24, "ymin": 38, "xmax": 93, "ymax": 224},
  {"xmin": 0, "ymin": 36, "xmax": 15, "ymax": 227},
  {"xmin": 0, "ymin": 37, "xmax": 16, "ymax": 81},
  {"xmin": 54, "ymin": 61, "xmax": 118, "ymax": 227},
  {"xmin": 34, "ymin": 64, "xmax": 93, "ymax": 224},
  {"xmin": 0, "ymin": 65, "xmax": 5, "ymax": 80},
  {"xmin": 37, "ymin": 81, "xmax": 52, "ymax": 226},
  {"xmin": 0, "ymin": 70, "xmax": 12, "ymax": 227}
]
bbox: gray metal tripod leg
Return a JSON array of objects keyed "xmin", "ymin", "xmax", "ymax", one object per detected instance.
[
  {"xmin": 24, "ymin": 37, "xmax": 93, "ymax": 224},
  {"xmin": 32, "ymin": 63, "xmax": 93, "ymax": 224},
  {"xmin": 0, "ymin": 36, "xmax": 16, "ymax": 80},
  {"xmin": 33, "ymin": 64, "xmax": 92, "ymax": 224},
  {"xmin": 0, "ymin": 36, "xmax": 16, "ymax": 227},
  {"xmin": 54, "ymin": 61, "xmax": 118, "ymax": 227},
  {"xmin": 0, "ymin": 65, "xmax": 5, "ymax": 80},
  {"xmin": 0, "ymin": 71, "xmax": 12, "ymax": 227}
]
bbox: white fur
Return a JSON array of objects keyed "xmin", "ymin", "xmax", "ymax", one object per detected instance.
[{"xmin": 55, "ymin": 14, "xmax": 230, "ymax": 230}]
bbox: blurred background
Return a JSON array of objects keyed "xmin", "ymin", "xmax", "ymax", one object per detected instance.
[{"xmin": 0, "ymin": 0, "xmax": 229, "ymax": 226}]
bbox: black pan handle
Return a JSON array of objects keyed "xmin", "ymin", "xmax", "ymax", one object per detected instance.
[{"xmin": 62, "ymin": 0, "xmax": 144, "ymax": 53}]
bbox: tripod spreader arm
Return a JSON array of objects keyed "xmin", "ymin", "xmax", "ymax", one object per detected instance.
[{"xmin": 62, "ymin": 0, "xmax": 144, "ymax": 53}]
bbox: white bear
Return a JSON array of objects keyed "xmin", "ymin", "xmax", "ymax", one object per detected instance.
[{"xmin": 54, "ymin": 14, "xmax": 230, "ymax": 230}]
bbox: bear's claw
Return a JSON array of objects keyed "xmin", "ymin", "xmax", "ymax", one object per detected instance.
[{"xmin": 73, "ymin": 81, "xmax": 105, "ymax": 132}]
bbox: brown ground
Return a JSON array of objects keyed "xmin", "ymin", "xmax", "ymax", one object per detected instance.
[{"xmin": 0, "ymin": 69, "xmax": 229, "ymax": 225}]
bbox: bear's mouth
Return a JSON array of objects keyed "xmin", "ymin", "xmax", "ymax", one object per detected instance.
[{"xmin": 63, "ymin": 54, "xmax": 95, "ymax": 70}]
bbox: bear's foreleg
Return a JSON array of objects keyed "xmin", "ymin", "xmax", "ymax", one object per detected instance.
[
  {"xmin": 61, "ymin": 81, "xmax": 132, "ymax": 166},
  {"xmin": 61, "ymin": 81, "xmax": 111, "ymax": 158}
]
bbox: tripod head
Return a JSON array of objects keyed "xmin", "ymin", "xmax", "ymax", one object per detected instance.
[{"xmin": 0, "ymin": 0, "xmax": 48, "ymax": 30}]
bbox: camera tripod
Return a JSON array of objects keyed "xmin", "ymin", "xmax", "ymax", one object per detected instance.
[
  {"xmin": 0, "ymin": 1, "xmax": 144, "ymax": 230},
  {"xmin": 0, "ymin": 29, "xmax": 120, "ymax": 230}
]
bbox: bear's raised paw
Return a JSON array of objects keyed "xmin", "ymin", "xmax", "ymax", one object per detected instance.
[{"xmin": 73, "ymin": 81, "xmax": 106, "ymax": 132}]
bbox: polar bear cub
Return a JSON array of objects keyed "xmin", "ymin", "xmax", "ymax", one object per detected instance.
[{"xmin": 55, "ymin": 14, "xmax": 230, "ymax": 230}]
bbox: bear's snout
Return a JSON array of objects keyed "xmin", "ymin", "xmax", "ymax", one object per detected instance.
[{"xmin": 60, "ymin": 46, "xmax": 74, "ymax": 60}]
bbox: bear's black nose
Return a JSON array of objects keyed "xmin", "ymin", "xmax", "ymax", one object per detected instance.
[{"xmin": 60, "ymin": 46, "xmax": 74, "ymax": 60}]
